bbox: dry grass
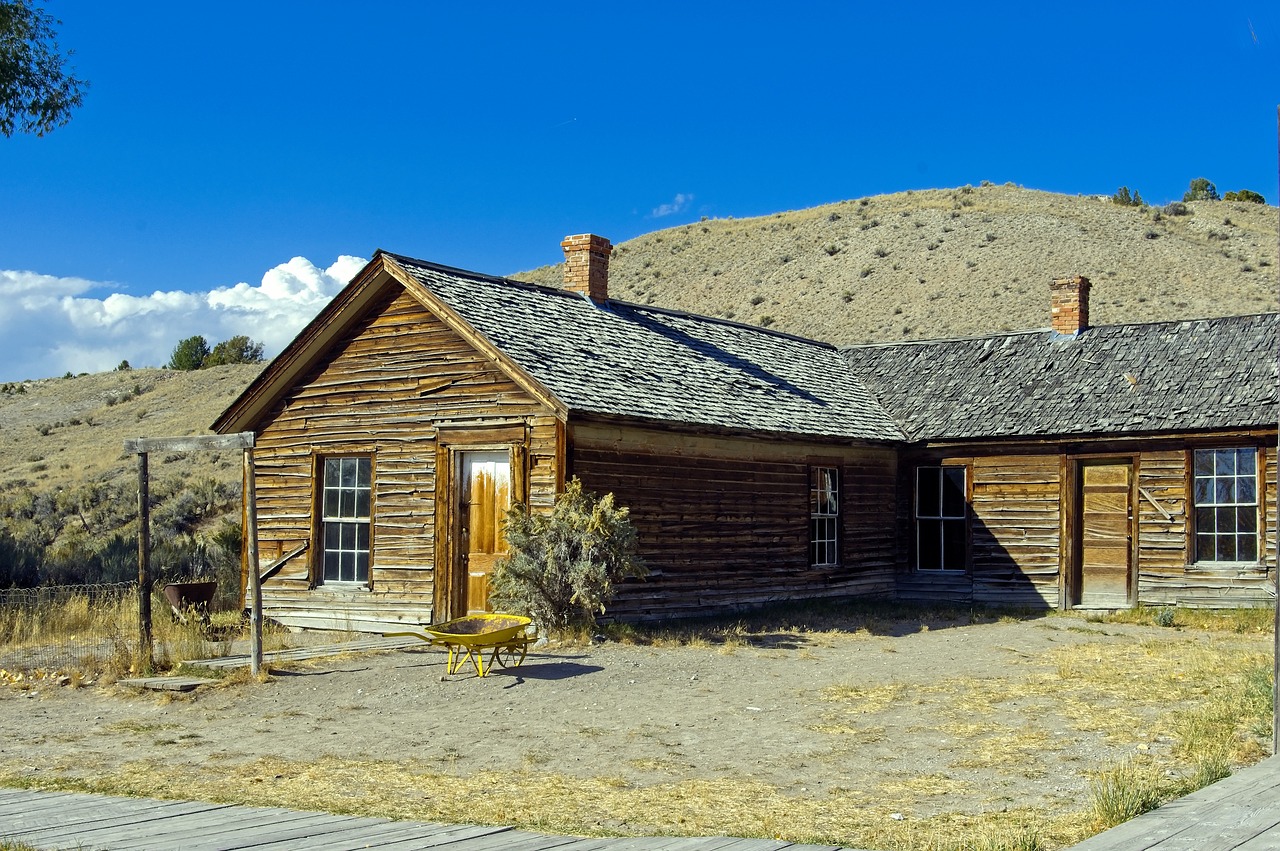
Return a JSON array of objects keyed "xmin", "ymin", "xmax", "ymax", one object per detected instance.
[
  {"xmin": 518, "ymin": 186, "xmax": 1278, "ymax": 348},
  {"xmin": 4, "ymin": 607, "xmax": 1270, "ymax": 851},
  {"xmin": 2, "ymin": 756, "xmax": 1086, "ymax": 851}
]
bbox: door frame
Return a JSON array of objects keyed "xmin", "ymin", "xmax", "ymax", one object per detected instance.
[
  {"xmin": 1061, "ymin": 454, "xmax": 1138, "ymax": 609},
  {"xmin": 432, "ymin": 430, "xmax": 528, "ymax": 623}
]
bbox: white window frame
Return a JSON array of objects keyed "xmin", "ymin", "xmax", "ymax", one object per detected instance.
[
  {"xmin": 320, "ymin": 456, "xmax": 372, "ymax": 584},
  {"xmin": 1192, "ymin": 447, "xmax": 1260, "ymax": 565},
  {"xmin": 915, "ymin": 465, "xmax": 967, "ymax": 571},
  {"xmin": 810, "ymin": 466, "xmax": 839, "ymax": 567}
]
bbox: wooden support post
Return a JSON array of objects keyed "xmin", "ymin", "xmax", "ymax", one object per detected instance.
[
  {"xmin": 136, "ymin": 451, "xmax": 153, "ymax": 675},
  {"xmin": 1273, "ymin": 104, "xmax": 1279, "ymax": 757},
  {"xmin": 245, "ymin": 447, "xmax": 263, "ymax": 676}
]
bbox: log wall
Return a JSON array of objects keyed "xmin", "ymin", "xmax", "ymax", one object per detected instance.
[
  {"xmin": 897, "ymin": 438, "xmax": 1276, "ymax": 610},
  {"xmin": 250, "ymin": 286, "xmax": 560, "ymax": 630},
  {"xmin": 570, "ymin": 422, "xmax": 897, "ymax": 619}
]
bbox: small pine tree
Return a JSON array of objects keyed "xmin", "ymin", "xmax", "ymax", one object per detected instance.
[
  {"xmin": 1110, "ymin": 186, "xmax": 1143, "ymax": 207},
  {"xmin": 1183, "ymin": 178, "xmax": 1219, "ymax": 202},
  {"xmin": 168, "ymin": 335, "xmax": 210, "ymax": 370},
  {"xmin": 489, "ymin": 478, "xmax": 645, "ymax": 632},
  {"xmin": 204, "ymin": 335, "xmax": 265, "ymax": 367}
]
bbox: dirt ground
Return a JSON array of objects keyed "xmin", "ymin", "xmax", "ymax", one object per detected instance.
[{"xmin": 0, "ymin": 613, "xmax": 1271, "ymax": 846}]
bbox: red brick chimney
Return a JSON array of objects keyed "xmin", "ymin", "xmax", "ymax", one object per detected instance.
[
  {"xmin": 1050, "ymin": 275, "xmax": 1091, "ymax": 335},
  {"xmin": 561, "ymin": 234, "xmax": 612, "ymax": 303}
]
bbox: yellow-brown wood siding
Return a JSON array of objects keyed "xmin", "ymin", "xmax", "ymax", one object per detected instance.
[
  {"xmin": 570, "ymin": 422, "xmax": 897, "ymax": 618},
  {"xmin": 249, "ymin": 285, "xmax": 560, "ymax": 629}
]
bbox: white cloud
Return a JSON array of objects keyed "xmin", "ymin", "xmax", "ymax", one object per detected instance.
[
  {"xmin": 650, "ymin": 192, "xmax": 694, "ymax": 218},
  {"xmin": 0, "ymin": 256, "xmax": 367, "ymax": 382}
]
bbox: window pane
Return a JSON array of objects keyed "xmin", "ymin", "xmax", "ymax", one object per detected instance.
[
  {"xmin": 942, "ymin": 468, "xmax": 965, "ymax": 518},
  {"xmin": 323, "ymin": 550, "xmax": 339, "ymax": 581},
  {"xmin": 1215, "ymin": 451, "xmax": 1235, "ymax": 476},
  {"xmin": 1236, "ymin": 450, "xmax": 1256, "ymax": 475},
  {"xmin": 1194, "ymin": 450, "xmax": 1213, "ymax": 476},
  {"xmin": 1216, "ymin": 535, "xmax": 1236, "ymax": 562},
  {"xmin": 1216, "ymin": 506, "xmax": 1236, "ymax": 533},
  {"xmin": 1196, "ymin": 507, "xmax": 1216, "ymax": 534},
  {"xmin": 942, "ymin": 519, "xmax": 966, "ymax": 569},
  {"xmin": 324, "ymin": 523, "xmax": 340, "ymax": 549},
  {"xmin": 1196, "ymin": 534, "xmax": 1216, "ymax": 562},
  {"xmin": 917, "ymin": 468, "xmax": 940, "ymax": 517},
  {"xmin": 1238, "ymin": 476, "xmax": 1256, "ymax": 504},
  {"xmin": 340, "ymin": 489, "xmax": 355, "ymax": 518},
  {"xmin": 325, "ymin": 458, "xmax": 341, "ymax": 483},
  {"xmin": 1238, "ymin": 534, "xmax": 1258, "ymax": 562},
  {"xmin": 356, "ymin": 523, "xmax": 370, "ymax": 550},
  {"xmin": 918, "ymin": 520, "xmax": 941, "ymax": 570},
  {"xmin": 355, "ymin": 551, "xmax": 370, "ymax": 583},
  {"xmin": 339, "ymin": 458, "xmax": 356, "ymax": 488},
  {"xmin": 356, "ymin": 489, "xmax": 371, "ymax": 518},
  {"xmin": 1194, "ymin": 478, "xmax": 1212, "ymax": 504},
  {"xmin": 1237, "ymin": 507, "xmax": 1257, "ymax": 534},
  {"xmin": 1215, "ymin": 478, "xmax": 1235, "ymax": 504},
  {"xmin": 357, "ymin": 458, "xmax": 372, "ymax": 487}
]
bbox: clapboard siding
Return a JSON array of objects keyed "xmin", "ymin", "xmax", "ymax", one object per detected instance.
[
  {"xmin": 572, "ymin": 423, "xmax": 896, "ymax": 618},
  {"xmin": 969, "ymin": 454, "xmax": 1061, "ymax": 606},
  {"xmin": 250, "ymin": 286, "xmax": 561, "ymax": 630}
]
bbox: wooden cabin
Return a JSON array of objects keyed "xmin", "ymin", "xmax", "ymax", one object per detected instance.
[
  {"xmin": 845, "ymin": 277, "xmax": 1279, "ymax": 609},
  {"xmin": 213, "ymin": 238, "xmax": 1278, "ymax": 631},
  {"xmin": 212, "ymin": 235, "xmax": 905, "ymax": 630}
]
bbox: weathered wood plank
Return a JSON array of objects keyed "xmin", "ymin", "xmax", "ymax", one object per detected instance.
[{"xmin": 124, "ymin": 432, "xmax": 255, "ymax": 454}]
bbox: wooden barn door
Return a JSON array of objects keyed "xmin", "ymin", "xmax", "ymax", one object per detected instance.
[
  {"xmin": 1073, "ymin": 461, "xmax": 1134, "ymax": 608},
  {"xmin": 458, "ymin": 451, "xmax": 512, "ymax": 616}
]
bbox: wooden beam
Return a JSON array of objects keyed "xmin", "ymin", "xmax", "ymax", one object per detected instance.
[
  {"xmin": 245, "ymin": 448, "xmax": 263, "ymax": 676},
  {"xmin": 136, "ymin": 451, "xmax": 153, "ymax": 675},
  {"xmin": 124, "ymin": 432, "xmax": 254, "ymax": 455}
]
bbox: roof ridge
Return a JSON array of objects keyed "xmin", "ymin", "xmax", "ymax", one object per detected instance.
[
  {"xmin": 843, "ymin": 310, "xmax": 1280, "ymax": 352},
  {"xmin": 381, "ymin": 250, "xmax": 839, "ymax": 351}
]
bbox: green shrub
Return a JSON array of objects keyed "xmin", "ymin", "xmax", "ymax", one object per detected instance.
[
  {"xmin": 1112, "ymin": 186, "xmax": 1144, "ymax": 206},
  {"xmin": 1223, "ymin": 189, "xmax": 1266, "ymax": 204},
  {"xmin": 490, "ymin": 478, "xmax": 645, "ymax": 632},
  {"xmin": 1183, "ymin": 177, "xmax": 1219, "ymax": 202}
]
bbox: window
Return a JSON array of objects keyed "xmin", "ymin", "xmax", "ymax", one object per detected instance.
[
  {"xmin": 320, "ymin": 457, "xmax": 372, "ymax": 583},
  {"xmin": 1193, "ymin": 448, "xmax": 1258, "ymax": 563},
  {"xmin": 810, "ymin": 467, "xmax": 839, "ymax": 566},
  {"xmin": 916, "ymin": 466, "xmax": 966, "ymax": 570}
]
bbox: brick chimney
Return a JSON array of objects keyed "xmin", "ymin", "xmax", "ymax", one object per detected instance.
[
  {"xmin": 561, "ymin": 234, "xmax": 612, "ymax": 303},
  {"xmin": 1050, "ymin": 275, "xmax": 1091, "ymax": 335}
]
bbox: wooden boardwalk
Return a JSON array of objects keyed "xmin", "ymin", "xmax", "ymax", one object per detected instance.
[
  {"xmin": 0, "ymin": 787, "xmax": 867, "ymax": 851},
  {"xmin": 1069, "ymin": 753, "xmax": 1280, "ymax": 849}
]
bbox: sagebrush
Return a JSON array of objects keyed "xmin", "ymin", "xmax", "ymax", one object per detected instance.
[{"xmin": 489, "ymin": 478, "xmax": 645, "ymax": 631}]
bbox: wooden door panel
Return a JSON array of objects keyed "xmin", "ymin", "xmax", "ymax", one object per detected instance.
[
  {"xmin": 1078, "ymin": 461, "xmax": 1132, "ymax": 607},
  {"xmin": 459, "ymin": 452, "xmax": 511, "ymax": 616}
]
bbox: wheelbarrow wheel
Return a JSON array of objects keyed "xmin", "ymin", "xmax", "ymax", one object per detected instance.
[{"xmin": 493, "ymin": 639, "xmax": 528, "ymax": 669}]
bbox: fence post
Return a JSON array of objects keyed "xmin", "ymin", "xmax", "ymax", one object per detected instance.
[
  {"xmin": 136, "ymin": 451, "xmax": 153, "ymax": 675},
  {"xmin": 245, "ymin": 448, "xmax": 262, "ymax": 676}
]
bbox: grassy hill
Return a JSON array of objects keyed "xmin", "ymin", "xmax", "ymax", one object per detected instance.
[
  {"xmin": 522, "ymin": 184, "xmax": 1278, "ymax": 345},
  {"xmin": 1, "ymin": 185, "xmax": 1275, "ymax": 584}
]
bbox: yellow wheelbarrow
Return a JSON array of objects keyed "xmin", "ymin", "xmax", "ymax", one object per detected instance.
[{"xmin": 388, "ymin": 613, "xmax": 533, "ymax": 677}]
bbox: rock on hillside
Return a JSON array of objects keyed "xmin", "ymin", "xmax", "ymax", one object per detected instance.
[{"xmin": 519, "ymin": 185, "xmax": 1278, "ymax": 345}]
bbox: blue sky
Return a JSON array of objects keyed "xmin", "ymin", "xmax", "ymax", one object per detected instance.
[{"xmin": 1, "ymin": 1, "xmax": 1277, "ymax": 381}]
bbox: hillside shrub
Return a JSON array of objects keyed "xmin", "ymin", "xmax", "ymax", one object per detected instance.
[
  {"xmin": 489, "ymin": 478, "xmax": 645, "ymax": 632},
  {"xmin": 1163, "ymin": 202, "xmax": 1188, "ymax": 216},
  {"xmin": 1111, "ymin": 186, "xmax": 1144, "ymax": 207},
  {"xmin": 1223, "ymin": 189, "xmax": 1266, "ymax": 204},
  {"xmin": 1183, "ymin": 178, "xmax": 1219, "ymax": 202}
]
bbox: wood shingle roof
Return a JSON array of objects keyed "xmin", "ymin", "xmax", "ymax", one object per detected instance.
[
  {"xmin": 841, "ymin": 313, "xmax": 1280, "ymax": 442},
  {"xmin": 387, "ymin": 254, "xmax": 906, "ymax": 442}
]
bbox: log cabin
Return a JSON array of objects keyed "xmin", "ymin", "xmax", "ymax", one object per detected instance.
[{"xmin": 213, "ymin": 236, "xmax": 1278, "ymax": 631}]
